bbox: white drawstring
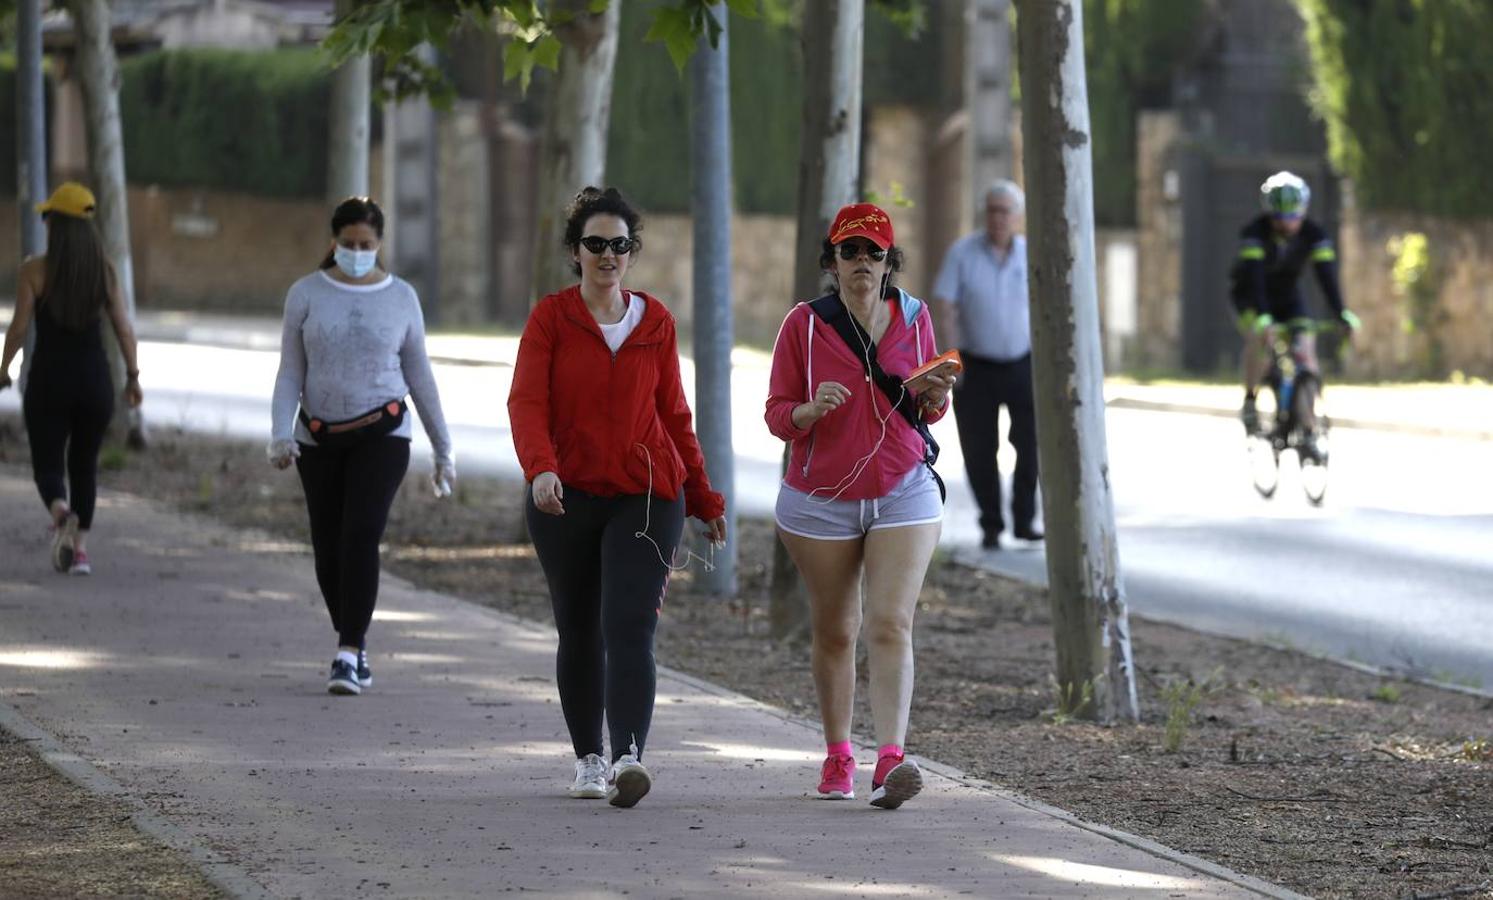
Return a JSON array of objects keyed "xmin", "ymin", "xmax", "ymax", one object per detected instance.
[
  {"xmin": 633, "ymin": 443, "xmax": 716, "ymax": 574},
  {"xmin": 806, "ymin": 302, "xmax": 902, "ymax": 505}
]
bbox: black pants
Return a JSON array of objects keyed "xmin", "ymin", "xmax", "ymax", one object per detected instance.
[
  {"xmin": 953, "ymin": 352, "xmax": 1039, "ymax": 536},
  {"xmin": 527, "ymin": 487, "xmax": 683, "ymax": 763},
  {"xmin": 295, "ymin": 436, "xmax": 410, "ymax": 649},
  {"xmin": 24, "ymin": 368, "xmax": 113, "ymax": 530}
]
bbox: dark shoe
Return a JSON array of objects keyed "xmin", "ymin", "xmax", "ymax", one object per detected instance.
[
  {"xmin": 1298, "ymin": 431, "xmax": 1327, "ymax": 465},
  {"xmin": 1013, "ymin": 525, "xmax": 1045, "ymax": 542},
  {"xmin": 356, "ymin": 651, "xmax": 372, "ymax": 688},
  {"xmin": 327, "ymin": 659, "xmax": 361, "ymax": 695},
  {"xmin": 1241, "ymin": 396, "xmax": 1260, "ymax": 435},
  {"xmin": 981, "ymin": 531, "xmax": 1001, "ymax": 550}
]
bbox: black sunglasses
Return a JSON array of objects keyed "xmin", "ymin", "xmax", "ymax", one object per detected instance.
[
  {"xmin": 579, "ymin": 235, "xmax": 637, "ymax": 255},
  {"xmin": 837, "ymin": 241, "xmax": 887, "ymax": 262}
]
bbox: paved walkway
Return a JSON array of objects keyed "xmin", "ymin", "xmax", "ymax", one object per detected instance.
[{"xmin": 0, "ymin": 474, "xmax": 1297, "ymax": 899}]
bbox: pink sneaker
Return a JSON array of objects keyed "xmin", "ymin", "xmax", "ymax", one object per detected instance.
[
  {"xmin": 69, "ymin": 549, "xmax": 92, "ymax": 576},
  {"xmin": 817, "ymin": 753, "xmax": 856, "ymax": 799},
  {"xmin": 870, "ymin": 753, "xmax": 922, "ymax": 809}
]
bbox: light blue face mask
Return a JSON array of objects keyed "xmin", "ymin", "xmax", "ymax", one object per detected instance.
[{"xmin": 334, "ymin": 245, "xmax": 379, "ymax": 278}]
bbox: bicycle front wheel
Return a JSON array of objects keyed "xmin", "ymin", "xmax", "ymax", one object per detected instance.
[
  {"xmin": 1249, "ymin": 434, "xmax": 1280, "ymax": 500},
  {"xmin": 1300, "ymin": 419, "xmax": 1330, "ymax": 506}
]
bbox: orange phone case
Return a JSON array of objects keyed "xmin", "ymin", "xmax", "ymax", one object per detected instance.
[{"xmin": 902, "ymin": 349, "xmax": 963, "ymax": 386}]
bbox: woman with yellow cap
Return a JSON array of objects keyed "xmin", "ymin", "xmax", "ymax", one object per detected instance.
[{"xmin": 0, "ymin": 182, "xmax": 142, "ymax": 575}]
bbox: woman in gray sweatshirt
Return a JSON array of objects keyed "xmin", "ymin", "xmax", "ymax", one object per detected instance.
[{"xmin": 268, "ymin": 197, "xmax": 454, "ymax": 695}]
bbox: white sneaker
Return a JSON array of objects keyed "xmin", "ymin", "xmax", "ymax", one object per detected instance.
[
  {"xmin": 50, "ymin": 512, "xmax": 78, "ymax": 573},
  {"xmin": 607, "ymin": 753, "xmax": 652, "ymax": 808},
  {"xmin": 570, "ymin": 753, "xmax": 608, "ymax": 799}
]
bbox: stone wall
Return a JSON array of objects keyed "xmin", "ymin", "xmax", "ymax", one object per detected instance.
[
  {"xmin": 1134, "ymin": 110, "xmax": 1184, "ymax": 370},
  {"xmin": 623, "ymin": 213, "xmax": 797, "ymax": 350},
  {"xmin": 1338, "ymin": 192, "xmax": 1493, "ymax": 379}
]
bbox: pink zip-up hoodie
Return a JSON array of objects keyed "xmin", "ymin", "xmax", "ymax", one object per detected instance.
[{"xmin": 765, "ymin": 289, "xmax": 949, "ymax": 501}]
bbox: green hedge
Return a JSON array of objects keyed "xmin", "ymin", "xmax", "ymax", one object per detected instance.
[
  {"xmin": 1296, "ymin": 0, "xmax": 1493, "ymax": 218},
  {"xmin": 607, "ymin": 4, "xmax": 803, "ymax": 215},
  {"xmin": 119, "ymin": 48, "xmax": 332, "ymax": 198},
  {"xmin": 1083, "ymin": 0, "xmax": 1208, "ymax": 227}
]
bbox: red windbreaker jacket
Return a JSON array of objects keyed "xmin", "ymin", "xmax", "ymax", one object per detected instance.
[{"xmin": 507, "ymin": 286, "xmax": 725, "ymax": 521}]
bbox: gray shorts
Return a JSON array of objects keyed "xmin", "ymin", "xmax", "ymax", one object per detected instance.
[{"xmin": 775, "ymin": 465, "xmax": 944, "ymax": 541}]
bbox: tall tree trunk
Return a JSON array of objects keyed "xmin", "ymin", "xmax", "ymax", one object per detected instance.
[
  {"xmin": 966, "ymin": 0, "xmax": 1013, "ymax": 222},
  {"xmin": 689, "ymin": 21, "xmax": 736, "ymax": 596},
  {"xmin": 327, "ymin": 0, "xmax": 372, "ymax": 201},
  {"xmin": 1014, "ymin": 0, "xmax": 1137, "ymax": 723},
  {"xmin": 383, "ymin": 45, "xmax": 439, "ymax": 316},
  {"xmin": 530, "ymin": 0, "xmax": 621, "ymax": 301},
  {"xmin": 68, "ymin": 0, "xmax": 145, "ymax": 448},
  {"xmin": 768, "ymin": 0, "xmax": 865, "ymax": 640},
  {"xmin": 16, "ymin": 0, "xmax": 46, "ymax": 393}
]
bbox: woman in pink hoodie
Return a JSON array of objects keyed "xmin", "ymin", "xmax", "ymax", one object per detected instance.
[{"xmin": 765, "ymin": 203, "xmax": 955, "ymax": 810}]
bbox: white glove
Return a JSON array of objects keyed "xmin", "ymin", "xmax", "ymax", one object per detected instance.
[
  {"xmin": 267, "ymin": 438, "xmax": 300, "ymax": 469},
  {"xmin": 432, "ymin": 460, "xmax": 456, "ymax": 499}
]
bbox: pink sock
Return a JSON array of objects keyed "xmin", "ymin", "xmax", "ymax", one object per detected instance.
[
  {"xmin": 826, "ymin": 740, "xmax": 853, "ymax": 757},
  {"xmin": 878, "ymin": 743, "xmax": 903, "ymax": 760}
]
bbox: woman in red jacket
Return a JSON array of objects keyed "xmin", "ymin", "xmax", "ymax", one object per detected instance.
[
  {"xmin": 765, "ymin": 203, "xmax": 955, "ymax": 810},
  {"xmin": 508, "ymin": 187, "xmax": 727, "ymax": 809}
]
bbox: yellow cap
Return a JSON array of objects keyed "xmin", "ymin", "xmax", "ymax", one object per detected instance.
[{"xmin": 35, "ymin": 182, "xmax": 97, "ymax": 219}]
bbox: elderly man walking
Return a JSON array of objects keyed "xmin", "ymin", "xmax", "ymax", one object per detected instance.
[{"xmin": 932, "ymin": 180, "xmax": 1041, "ymax": 551}]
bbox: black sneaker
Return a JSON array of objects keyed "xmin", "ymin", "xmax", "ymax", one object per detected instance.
[
  {"xmin": 981, "ymin": 531, "xmax": 1002, "ymax": 551},
  {"xmin": 356, "ymin": 651, "xmax": 373, "ymax": 689},
  {"xmin": 1013, "ymin": 525, "xmax": 1045, "ymax": 542},
  {"xmin": 1241, "ymin": 396, "xmax": 1260, "ymax": 435},
  {"xmin": 1298, "ymin": 431, "xmax": 1327, "ymax": 465},
  {"xmin": 327, "ymin": 659, "xmax": 361, "ymax": 695}
]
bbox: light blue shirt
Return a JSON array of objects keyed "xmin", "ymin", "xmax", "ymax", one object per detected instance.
[{"xmin": 931, "ymin": 232, "xmax": 1030, "ymax": 362}]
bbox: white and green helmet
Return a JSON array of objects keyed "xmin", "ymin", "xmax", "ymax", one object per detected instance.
[{"xmin": 1261, "ymin": 171, "xmax": 1311, "ymax": 217}]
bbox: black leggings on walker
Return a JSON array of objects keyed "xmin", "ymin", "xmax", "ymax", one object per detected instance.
[
  {"xmin": 23, "ymin": 367, "xmax": 113, "ymax": 530},
  {"xmin": 295, "ymin": 436, "xmax": 409, "ymax": 649},
  {"xmin": 526, "ymin": 486, "xmax": 684, "ymax": 763}
]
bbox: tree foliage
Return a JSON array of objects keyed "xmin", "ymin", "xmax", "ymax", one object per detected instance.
[
  {"xmin": 322, "ymin": 0, "xmax": 758, "ymax": 102},
  {"xmin": 1296, "ymin": 0, "xmax": 1493, "ymax": 218}
]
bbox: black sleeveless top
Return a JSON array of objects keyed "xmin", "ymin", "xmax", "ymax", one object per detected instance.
[{"xmin": 31, "ymin": 295, "xmax": 108, "ymax": 377}]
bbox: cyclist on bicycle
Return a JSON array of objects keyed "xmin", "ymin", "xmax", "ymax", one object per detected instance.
[{"xmin": 1230, "ymin": 171, "xmax": 1360, "ymax": 460}]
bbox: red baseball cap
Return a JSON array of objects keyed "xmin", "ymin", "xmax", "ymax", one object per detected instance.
[{"xmin": 828, "ymin": 203, "xmax": 895, "ymax": 250}]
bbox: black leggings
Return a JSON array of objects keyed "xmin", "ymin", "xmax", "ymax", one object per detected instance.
[
  {"xmin": 527, "ymin": 487, "xmax": 683, "ymax": 763},
  {"xmin": 24, "ymin": 369, "xmax": 113, "ymax": 530},
  {"xmin": 295, "ymin": 436, "xmax": 410, "ymax": 649}
]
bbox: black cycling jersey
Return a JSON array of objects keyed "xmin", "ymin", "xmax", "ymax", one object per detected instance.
[{"xmin": 1229, "ymin": 214, "xmax": 1345, "ymax": 321}]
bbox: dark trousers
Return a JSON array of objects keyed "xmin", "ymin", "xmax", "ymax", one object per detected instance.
[
  {"xmin": 953, "ymin": 352, "xmax": 1039, "ymax": 536},
  {"xmin": 526, "ymin": 487, "xmax": 683, "ymax": 763},
  {"xmin": 23, "ymin": 369, "xmax": 113, "ymax": 530},
  {"xmin": 295, "ymin": 436, "xmax": 410, "ymax": 649}
]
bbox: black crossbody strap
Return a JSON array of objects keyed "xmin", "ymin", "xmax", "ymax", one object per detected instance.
[{"xmin": 807, "ymin": 294, "xmax": 945, "ymax": 501}]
